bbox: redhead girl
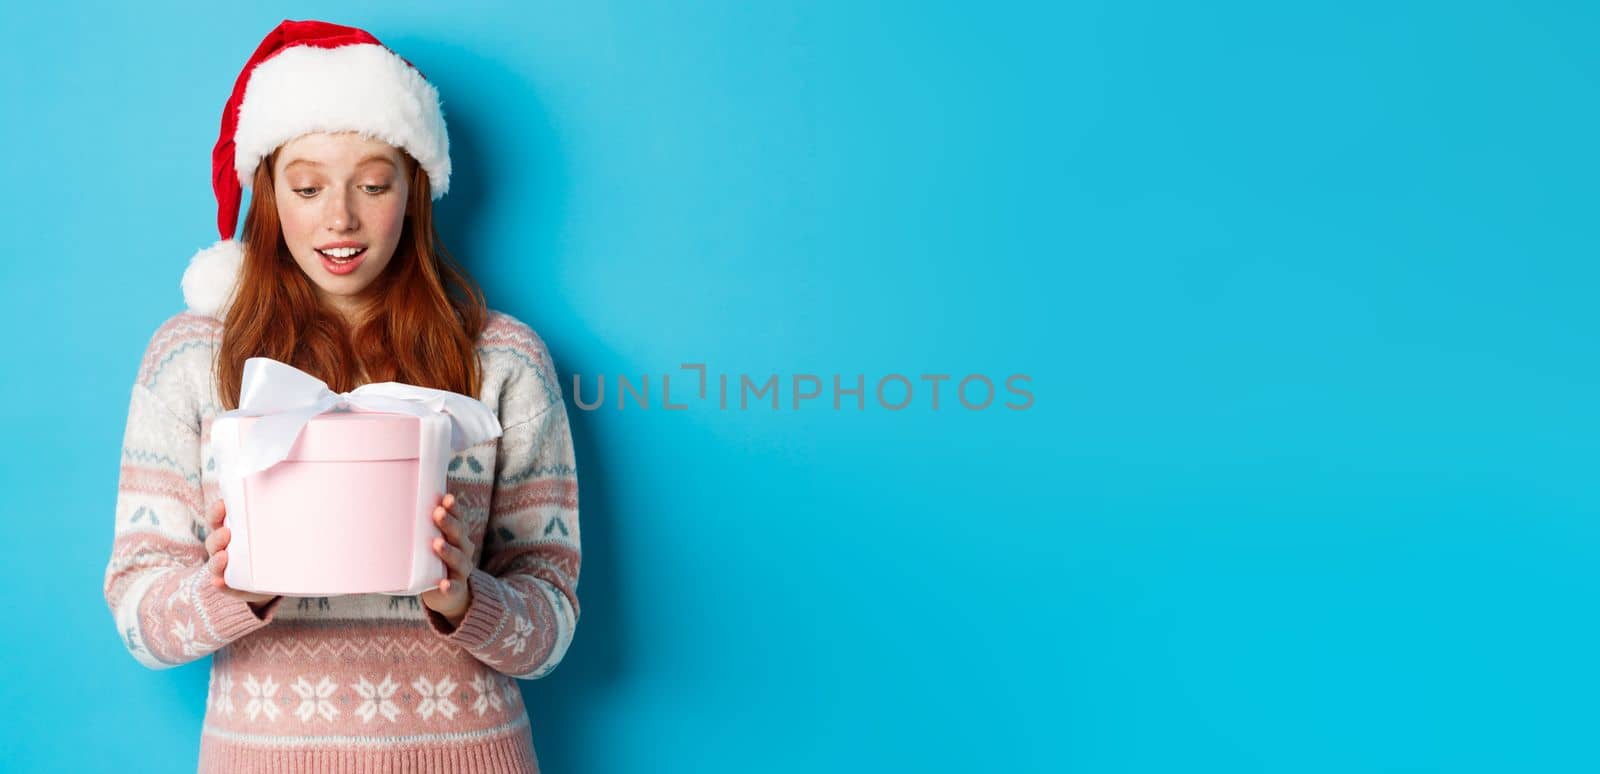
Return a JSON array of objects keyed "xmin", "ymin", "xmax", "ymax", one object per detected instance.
[{"xmin": 103, "ymin": 19, "xmax": 579, "ymax": 773}]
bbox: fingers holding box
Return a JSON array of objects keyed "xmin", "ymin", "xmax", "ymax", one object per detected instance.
[{"xmin": 421, "ymin": 492, "xmax": 475, "ymax": 625}]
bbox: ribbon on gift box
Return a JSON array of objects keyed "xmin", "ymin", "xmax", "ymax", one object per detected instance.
[{"xmin": 218, "ymin": 356, "xmax": 504, "ymax": 478}]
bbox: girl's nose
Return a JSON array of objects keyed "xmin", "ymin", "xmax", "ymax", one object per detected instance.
[{"xmin": 327, "ymin": 190, "xmax": 359, "ymax": 231}]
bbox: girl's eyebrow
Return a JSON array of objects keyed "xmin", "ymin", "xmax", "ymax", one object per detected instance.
[{"xmin": 283, "ymin": 155, "xmax": 397, "ymax": 171}]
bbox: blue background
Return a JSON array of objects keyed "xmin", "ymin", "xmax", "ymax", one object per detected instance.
[{"xmin": 2, "ymin": 1, "xmax": 1595, "ymax": 771}]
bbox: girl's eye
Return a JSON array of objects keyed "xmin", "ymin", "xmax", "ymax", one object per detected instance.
[{"xmin": 291, "ymin": 185, "xmax": 387, "ymax": 197}]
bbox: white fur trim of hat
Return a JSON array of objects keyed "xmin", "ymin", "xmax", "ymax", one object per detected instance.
[{"xmin": 233, "ymin": 43, "xmax": 450, "ymax": 197}]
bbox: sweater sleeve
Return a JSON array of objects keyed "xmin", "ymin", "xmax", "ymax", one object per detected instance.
[
  {"xmin": 424, "ymin": 371, "xmax": 582, "ymax": 680},
  {"xmin": 104, "ymin": 364, "xmax": 282, "ymax": 670}
]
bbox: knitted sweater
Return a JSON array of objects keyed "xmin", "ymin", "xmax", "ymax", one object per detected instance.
[{"xmin": 103, "ymin": 309, "xmax": 581, "ymax": 773}]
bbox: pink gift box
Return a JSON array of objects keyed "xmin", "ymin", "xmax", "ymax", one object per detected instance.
[{"xmin": 212, "ymin": 409, "xmax": 452, "ymax": 596}]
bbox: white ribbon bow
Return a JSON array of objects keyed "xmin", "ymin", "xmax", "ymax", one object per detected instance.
[{"xmin": 220, "ymin": 357, "xmax": 504, "ymax": 477}]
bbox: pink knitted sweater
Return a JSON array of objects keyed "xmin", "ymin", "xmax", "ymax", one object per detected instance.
[{"xmin": 103, "ymin": 310, "xmax": 581, "ymax": 773}]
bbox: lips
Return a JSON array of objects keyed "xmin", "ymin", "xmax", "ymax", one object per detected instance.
[
  {"xmin": 318, "ymin": 247, "xmax": 368, "ymax": 276},
  {"xmin": 316, "ymin": 246, "xmax": 367, "ymax": 260}
]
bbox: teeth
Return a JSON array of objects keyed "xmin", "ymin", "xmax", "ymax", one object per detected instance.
[{"xmin": 318, "ymin": 246, "xmax": 364, "ymax": 258}]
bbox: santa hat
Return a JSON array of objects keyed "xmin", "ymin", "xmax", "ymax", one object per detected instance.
[{"xmin": 181, "ymin": 19, "xmax": 451, "ymax": 319}]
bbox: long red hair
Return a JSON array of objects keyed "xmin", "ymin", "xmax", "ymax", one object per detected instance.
[{"xmin": 215, "ymin": 146, "xmax": 487, "ymax": 409}]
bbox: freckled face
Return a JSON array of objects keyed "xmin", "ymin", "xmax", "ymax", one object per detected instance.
[{"xmin": 273, "ymin": 131, "xmax": 411, "ymax": 311}]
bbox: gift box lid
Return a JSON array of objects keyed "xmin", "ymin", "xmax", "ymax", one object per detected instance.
[{"xmin": 235, "ymin": 410, "xmax": 420, "ymax": 462}]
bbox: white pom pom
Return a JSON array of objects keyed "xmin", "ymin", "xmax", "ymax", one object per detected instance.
[{"xmin": 181, "ymin": 238, "xmax": 245, "ymax": 319}]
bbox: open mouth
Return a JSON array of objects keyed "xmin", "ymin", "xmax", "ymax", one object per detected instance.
[{"xmin": 316, "ymin": 247, "xmax": 368, "ymax": 263}]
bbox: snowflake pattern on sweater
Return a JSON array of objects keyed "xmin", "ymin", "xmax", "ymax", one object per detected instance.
[{"xmin": 103, "ymin": 310, "xmax": 579, "ymax": 771}]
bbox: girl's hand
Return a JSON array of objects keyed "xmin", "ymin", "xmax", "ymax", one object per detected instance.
[
  {"xmin": 420, "ymin": 493, "xmax": 474, "ymax": 629},
  {"xmin": 205, "ymin": 500, "xmax": 279, "ymax": 607}
]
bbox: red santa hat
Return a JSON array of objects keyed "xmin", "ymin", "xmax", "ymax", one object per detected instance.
[{"xmin": 181, "ymin": 19, "xmax": 452, "ymax": 319}]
